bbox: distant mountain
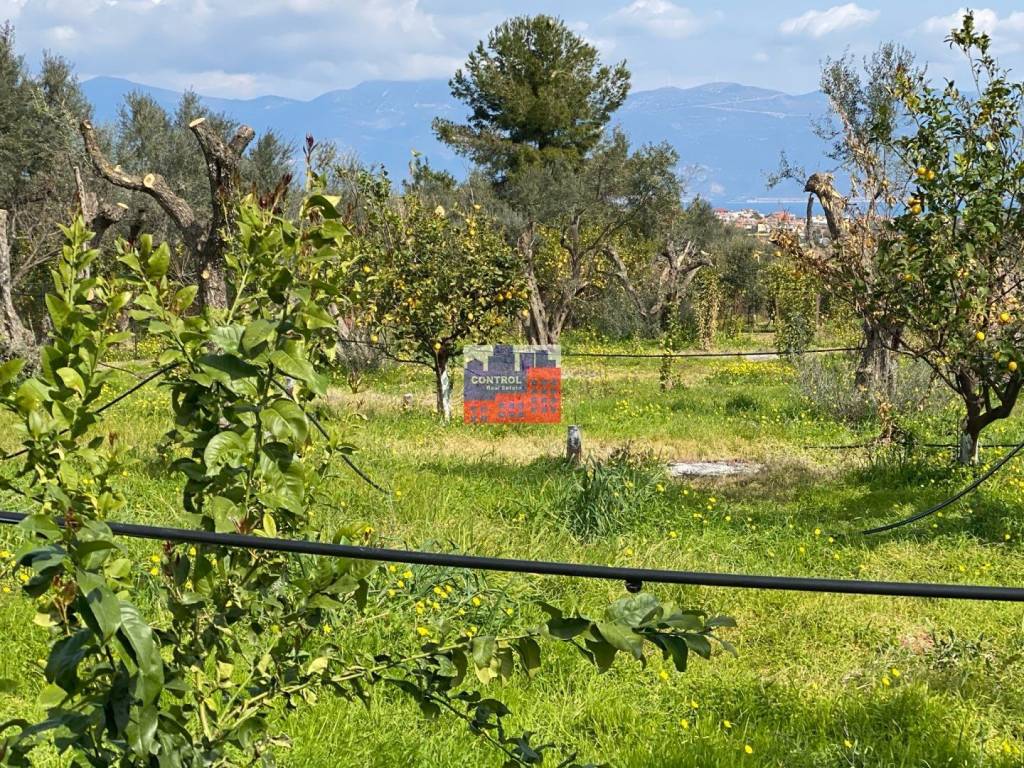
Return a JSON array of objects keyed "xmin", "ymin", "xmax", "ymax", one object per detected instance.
[{"xmin": 81, "ymin": 76, "xmax": 834, "ymax": 207}]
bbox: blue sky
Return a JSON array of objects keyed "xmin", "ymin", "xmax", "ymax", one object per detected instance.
[{"xmin": 3, "ymin": 1, "xmax": 1024, "ymax": 98}]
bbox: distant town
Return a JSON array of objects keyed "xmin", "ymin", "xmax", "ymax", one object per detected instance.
[{"xmin": 713, "ymin": 207, "xmax": 831, "ymax": 245}]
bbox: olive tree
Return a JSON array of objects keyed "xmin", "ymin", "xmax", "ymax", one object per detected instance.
[{"xmin": 772, "ymin": 43, "xmax": 919, "ymax": 398}]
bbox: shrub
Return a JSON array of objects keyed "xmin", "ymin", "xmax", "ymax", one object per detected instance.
[
  {"xmin": 796, "ymin": 353, "xmax": 944, "ymax": 427},
  {"xmin": 560, "ymin": 445, "xmax": 668, "ymax": 539}
]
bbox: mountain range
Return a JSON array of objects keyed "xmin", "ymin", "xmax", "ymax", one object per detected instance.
[{"xmin": 81, "ymin": 76, "xmax": 835, "ymax": 209}]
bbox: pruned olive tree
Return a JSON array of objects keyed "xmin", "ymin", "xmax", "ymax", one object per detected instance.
[
  {"xmin": 771, "ymin": 43, "xmax": 919, "ymax": 398},
  {"xmin": 80, "ymin": 98, "xmax": 257, "ymax": 310},
  {"xmin": 500, "ymin": 132, "xmax": 682, "ymax": 343}
]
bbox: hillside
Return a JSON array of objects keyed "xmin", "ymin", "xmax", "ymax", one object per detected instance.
[{"xmin": 82, "ymin": 76, "xmax": 834, "ymax": 207}]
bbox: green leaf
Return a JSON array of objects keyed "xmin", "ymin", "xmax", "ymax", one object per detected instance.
[
  {"xmin": 145, "ymin": 243, "xmax": 170, "ymax": 280},
  {"xmin": 117, "ymin": 602, "xmax": 164, "ymax": 705},
  {"xmin": 595, "ymin": 622, "xmax": 644, "ymax": 660},
  {"xmin": 683, "ymin": 634, "xmax": 713, "ymax": 660},
  {"xmin": 126, "ymin": 704, "xmax": 159, "ymax": 758},
  {"xmin": 56, "ymin": 367, "xmax": 85, "ymax": 395},
  {"xmin": 267, "ymin": 399, "xmax": 308, "ymax": 443},
  {"xmin": 605, "ymin": 593, "xmax": 661, "ymax": 627},
  {"xmin": 517, "ymin": 637, "xmax": 541, "ymax": 678},
  {"xmin": 241, "ymin": 318, "xmax": 278, "ymax": 352},
  {"xmin": 306, "ymin": 657, "xmax": 329, "ymax": 676},
  {"xmin": 471, "ymin": 636, "xmax": 496, "ymax": 669},
  {"xmin": 46, "ymin": 630, "xmax": 91, "ymax": 690},
  {"xmin": 78, "ymin": 579, "xmax": 124, "ymax": 641},
  {"xmin": 650, "ymin": 633, "xmax": 689, "ymax": 672},
  {"xmin": 0, "ymin": 358, "xmax": 24, "ymax": 386},
  {"xmin": 174, "ymin": 285, "xmax": 199, "ymax": 311},
  {"xmin": 269, "ymin": 346, "xmax": 327, "ymax": 394},
  {"xmin": 545, "ymin": 616, "xmax": 590, "ymax": 640},
  {"xmin": 203, "ymin": 431, "xmax": 249, "ymax": 474},
  {"xmin": 305, "ymin": 194, "xmax": 343, "ymax": 218},
  {"xmin": 583, "ymin": 639, "xmax": 618, "ymax": 673},
  {"xmin": 36, "ymin": 683, "xmax": 67, "ymax": 709},
  {"xmin": 197, "ymin": 354, "xmax": 261, "ymax": 385}
]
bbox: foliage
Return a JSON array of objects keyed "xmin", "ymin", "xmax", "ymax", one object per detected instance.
[
  {"xmin": 0, "ymin": 195, "xmax": 732, "ymax": 765},
  {"xmin": 559, "ymin": 446, "xmax": 669, "ymax": 540},
  {"xmin": 0, "ymin": 219, "xmax": 154, "ymax": 764},
  {"xmin": 879, "ymin": 13, "xmax": 1024, "ymax": 461},
  {"xmin": 0, "ymin": 22, "xmax": 93, "ymax": 312},
  {"xmin": 111, "ymin": 89, "xmax": 294, "ymax": 286},
  {"xmin": 341, "ymin": 170, "xmax": 526, "ymax": 421},
  {"xmin": 771, "ymin": 42, "xmax": 919, "ymax": 400},
  {"xmin": 690, "ymin": 270, "xmax": 721, "ymax": 351},
  {"xmin": 433, "ymin": 14, "xmax": 630, "ymax": 180},
  {"xmin": 796, "ymin": 353, "xmax": 942, "ymax": 427},
  {"xmin": 509, "ymin": 132, "xmax": 682, "ymax": 344},
  {"xmin": 767, "ymin": 258, "xmax": 819, "ymax": 355}
]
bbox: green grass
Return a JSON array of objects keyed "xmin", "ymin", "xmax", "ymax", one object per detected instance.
[{"xmin": 4, "ymin": 342, "xmax": 1024, "ymax": 766}]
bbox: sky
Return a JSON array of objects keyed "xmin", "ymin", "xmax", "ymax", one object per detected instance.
[{"xmin": 3, "ymin": 1, "xmax": 1024, "ymax": 99}]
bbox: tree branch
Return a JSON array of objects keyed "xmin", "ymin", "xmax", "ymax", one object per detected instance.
[{"xmin": 79, "ymin": 119, "xmax": 200, "ymax": 243}]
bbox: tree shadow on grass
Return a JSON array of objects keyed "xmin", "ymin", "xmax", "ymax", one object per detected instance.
[{"xmin": 617, "ymin": 680, "xmax": 1004, "ymax": 768}]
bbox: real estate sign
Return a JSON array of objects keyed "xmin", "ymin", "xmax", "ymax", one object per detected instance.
[{"xmin": 463, "ymin": 344, "xmax": 561, "ymax": 424}]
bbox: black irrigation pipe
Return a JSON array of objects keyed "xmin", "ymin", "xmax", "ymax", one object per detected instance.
[
  {"xmin": 805, "ymin": 440, "xmax": 1024, "ymax": 451},
  {"xmin": 559, "ymin": 346, "xmax": 863, "ymax": 359},
  {"xmin": 1, "ymin": 510, "xmax": 1023, "ymax": 602},
  {"xmin": 861, "ymin": 440, "xmax": 1024, "ymax": 536},
  {"xmin": 0, "ymin": 363, "xmax": 179, "ymax": 462},
  {"xmin": 336, "ymin": 337, "xmax": 864, "ymax": 361}
]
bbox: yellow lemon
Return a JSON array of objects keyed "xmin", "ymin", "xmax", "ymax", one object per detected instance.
[
  {"xmin": 976, "ymin": 331, "xmax": 986, "ymax": 341},
  {"xmin": 1010, "ymin": 361, "xmax": 1018, "ymax": 372},
  {"xmin": 1000, "ymin": 312, "xmax": 1011, "ymax": 323}
]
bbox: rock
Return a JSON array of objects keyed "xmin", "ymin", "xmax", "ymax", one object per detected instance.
[{"xmin": 666, "ymin": 460, "xmax": 763, "ymax": 478}]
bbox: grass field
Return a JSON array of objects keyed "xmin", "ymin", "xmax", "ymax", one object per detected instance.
[{"xmin": 3, "ymin": 337, "xmax": 1024, "ymax": 766}]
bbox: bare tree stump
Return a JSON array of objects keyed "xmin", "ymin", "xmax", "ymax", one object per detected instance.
[{"xmin": 566, "ymin": 425, "xmax": 582, "ymax": 465}]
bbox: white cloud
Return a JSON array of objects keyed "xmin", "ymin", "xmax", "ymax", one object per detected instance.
[
  {"xmin": 0, "ymin": 0, "xmax": 27, "ymax": 19},
  {"xmin": 609, "ymin": 0, "xmax": 703, "ymax": 40},
  {"xmin": 921, "ymin": 7, "xmax": 1024, "ymax": 36},
  {"xmin": 779, "ymin": 3, "xmax": 879, "ymax": 38},
  {"xmin": 46, "ymin": 24, "xmax": 77, "ymax": 42}
]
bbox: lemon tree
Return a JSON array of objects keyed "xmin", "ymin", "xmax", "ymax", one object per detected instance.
[
  {"xmin": 881, "ymin": 12, "xmax": 1024, "ymax": 462},
  {"xmin": 342, "ymin": 170, "xmax": 526, "ymax": 422}
]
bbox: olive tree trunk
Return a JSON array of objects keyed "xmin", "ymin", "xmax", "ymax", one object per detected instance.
[
  {"xmin": 0, "ymin": 209, "xmax": 33, "ymax": 356},
  {"xmin": 80, "ymin": 118, "xmax": 254, "ymax": 311},
  {"xmin": 855, "ymin": 320, "xmax": 900, "ymax": 399}
]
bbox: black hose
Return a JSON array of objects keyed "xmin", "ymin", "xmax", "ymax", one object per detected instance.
[{"xmin": 2, "ymin": 510, "xmax": 1023, "ymax": 602}]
